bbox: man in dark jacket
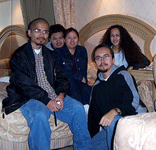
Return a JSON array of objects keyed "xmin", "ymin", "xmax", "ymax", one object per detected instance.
[
  {"xmin": 2, "ymin": 18, "xmax": 94, "ymax": 150},
  {"xmin": 88, "ymin": 44, "xmax": 139, "ymax": 150}
]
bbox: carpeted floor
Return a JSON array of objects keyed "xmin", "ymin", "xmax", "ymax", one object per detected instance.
[{"xmin": 52, "ymin": 145, "xmax": 73, "ymax": 150}]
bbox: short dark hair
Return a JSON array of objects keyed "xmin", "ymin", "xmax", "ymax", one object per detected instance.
[
  {"xmin": 28, "ymin": 18, "xmax": 49, "ymax": 30},
  {"xmin": 26, "ymin": 18, "xmax": 49, "ymax": 40},
  {"xmin": 92, "ymin": 44, "xmax": 114, "ymax": 62},
  {"xmin": 64, "ymin": 27, "xmax": 79, "ymax": 39},
  {"xmin": 48, "ymin": 24, "xmax": 65, "ymax": 39}
]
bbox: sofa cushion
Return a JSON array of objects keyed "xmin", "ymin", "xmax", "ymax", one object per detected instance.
[
  {"xmin": 137, "ymin": 80, "xmax": 154, "ymax": 112},
  {"xmin": 87, "ymin": 61, "xmax": 97, "ymax": 86}
]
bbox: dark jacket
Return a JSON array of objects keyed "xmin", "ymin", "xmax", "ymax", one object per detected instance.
[
  {"xmin": 2, "ymin": 42, "xmax": 70, "ymax": 115},
  {"xmin": 88, "ymin": 65, "xmax": 137, "ymax": 137},
  {"xmin": 55, "ymin": 45, "xmax": 88, "ymax": 82}
]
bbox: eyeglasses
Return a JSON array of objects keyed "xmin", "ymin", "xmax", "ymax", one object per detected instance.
[
  {"xmin": 95, "ymin": 54, "xmax": 111, "ymax": 61},
  {"xmin": 33, "ymin": 29, "xmax": 49, "ymax": 34}
]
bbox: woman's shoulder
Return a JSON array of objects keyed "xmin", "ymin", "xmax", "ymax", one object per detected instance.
[
  {"xmin": 77, "ymin": 44, "xmax": 86, "ymax": 49},
  {"xmin": 76, "ymin": 45, "xmax": 87, "ymax": 53}
]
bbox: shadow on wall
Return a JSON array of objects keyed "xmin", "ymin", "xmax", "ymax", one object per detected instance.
[{"xmin": 84, "ymin": 30, "xmax": 104, "ymax": 62}]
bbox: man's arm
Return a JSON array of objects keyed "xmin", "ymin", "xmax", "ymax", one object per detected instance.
[
  {"xmin": 99, "ymin": 108, "xmax": 121, "ymax": 127},
  {"xmin": 53, "ymin": 58, "xmax": 70, "ymax": 95}
]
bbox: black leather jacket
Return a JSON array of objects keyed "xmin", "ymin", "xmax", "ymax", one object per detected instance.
[{"xmin": 2, "ymin": 42, "xmax": 70, "ymax": 115}]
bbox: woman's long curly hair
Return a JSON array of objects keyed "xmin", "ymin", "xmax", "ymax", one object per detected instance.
[{"xmin": 99, "ymin": 25, "xmax": 142, "ymax": 64}]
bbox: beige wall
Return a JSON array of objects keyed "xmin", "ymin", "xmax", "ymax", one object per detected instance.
[
  {"xmin": 1, "ymin": 0, "xmax": 156, "ymax": 56},
  {"xmin": 0, "ymin": 0, "xmax": 24, "ymax": 32},
  {"xmin": 75, "ymin": 0, "xmax": 156, "ymax": 56},
  {"xmin": 75, "ymin": 0, "xmax": 156, "ymax": 31}
]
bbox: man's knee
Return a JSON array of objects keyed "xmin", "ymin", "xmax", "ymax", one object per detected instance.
[
  {"xmin": 21, "ymin": 99, "xmax": 50, "ymax": 124},
  {"xmin": 29, "ymin": 110, "xmax": 50, "ymax": 127},
  {"xmin": 36, "ymin": 110, "xmax": 50, "ymax": 120},
  {"xmin": 73, "ymin": 101, "xmax": 85, "ymax": 114}
]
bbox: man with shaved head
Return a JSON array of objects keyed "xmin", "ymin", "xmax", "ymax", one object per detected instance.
[{"xmin": 2, "ymin": 18, "xmax": 94, "ymax": 150}]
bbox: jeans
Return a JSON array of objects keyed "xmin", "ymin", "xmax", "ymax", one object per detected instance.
[
  {"xmin": 20, "ymin": 96, "xmax": 94, "ymax": 150},
  {"xmin": 91, "ymin": 116, "xmax": 122, "ymax": 150},
  {"xmin": 68, "ymin": 78, "xmax": 92, "ymax": 105}
]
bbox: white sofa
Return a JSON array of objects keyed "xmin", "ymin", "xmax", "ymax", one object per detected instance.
[{"xmin": 114, "ymin": 112, "xmax": 156, "ymax": 150}]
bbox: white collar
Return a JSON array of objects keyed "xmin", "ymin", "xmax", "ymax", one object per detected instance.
[{"xmin": 34, "ymin": 47, "xmax": 42, "ymax": 54}]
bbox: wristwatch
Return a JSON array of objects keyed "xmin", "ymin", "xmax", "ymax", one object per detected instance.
[{"xmin": 115, "ymin": 108, "xmax": 121, "ymax": 115}]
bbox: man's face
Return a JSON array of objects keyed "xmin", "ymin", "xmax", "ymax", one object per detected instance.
[
  {"xmin": 50, "ymin": 32, "xmax": 65, "ymax": 49},
  {"xmin": 95, "ymin": 47, "xmax": 115, "ymax": 74},
  {"xmin": 28, "ymin": 22, "xmax": 49, "ymax": 49}
]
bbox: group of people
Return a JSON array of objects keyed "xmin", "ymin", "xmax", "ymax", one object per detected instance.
[{"xmin": 2, "ymin": 18, "xmax": 150, "ymax": 150}]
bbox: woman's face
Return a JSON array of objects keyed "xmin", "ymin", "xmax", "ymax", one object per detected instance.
[
  {"xmin": 110, "ymin": 28, "xmax": 121, "ymax": 46},
  {"xmin": 65, "ymin": 31, "xmax": 79, "ymax": 50}
]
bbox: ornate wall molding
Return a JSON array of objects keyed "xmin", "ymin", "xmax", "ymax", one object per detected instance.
[
  {"xmin": 0, "ymin": 24, "xmax": 27, "ymax": 45},
  {"xmin": 79, "ymin": 14, "xmax": 156, "ymax": 61}
]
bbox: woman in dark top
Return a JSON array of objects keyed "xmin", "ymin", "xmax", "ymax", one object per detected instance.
[
  {"xmin": 99, "ymin": 25, "xmax": 150, "ymax": 70},
  {"xmin": 55, "ymin": 27, "xmax": 91, "ymax": 105}
]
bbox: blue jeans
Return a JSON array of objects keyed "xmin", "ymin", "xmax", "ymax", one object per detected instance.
[
  {"xmin": 91, "ymin": 116, "xmax": 122, "ymax": 150},
  {"xmin": 20, "ymin": 96, "xmax": 94, "ymax": 150},
  {"xmin": 68, "ymin": 78, "xmax": 92, "ymax": 105}
]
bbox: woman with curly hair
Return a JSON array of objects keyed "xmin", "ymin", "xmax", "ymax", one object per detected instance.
[{"xmin": 99, "ymin": 25, "xmax": 150, "ymax": 70}]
